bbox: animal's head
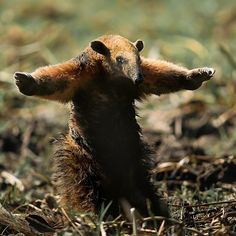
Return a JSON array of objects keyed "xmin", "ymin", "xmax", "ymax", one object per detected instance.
[{"xmin": 90, "ymin": 35, "xmax": 144, "ymax": 84}]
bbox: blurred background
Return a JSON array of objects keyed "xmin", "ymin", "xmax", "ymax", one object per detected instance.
[{"xmin": 0, "ymin": 0, "xmax": 236, "ymax": 233}]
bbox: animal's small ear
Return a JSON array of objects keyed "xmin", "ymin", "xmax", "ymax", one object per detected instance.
[
  {"xmin": 90, "ymin": 40, "xmax": 109, "ymax": 55},
  {"xmin": 134, "ymin": 40, "xmax": 144, "ymax": 52}
]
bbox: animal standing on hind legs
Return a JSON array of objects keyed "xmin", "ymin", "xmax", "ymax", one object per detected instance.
[{"xmin": 14, "ymin": 35, "xmax": 215, "ymax": 219}]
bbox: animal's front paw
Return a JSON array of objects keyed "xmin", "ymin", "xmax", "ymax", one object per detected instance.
[
  {"xmin": 184, "ymin": 67, "xmax": 215, "ymax": 90},
  {"xmin": 14, "ymin": 72, "xmax": 38, "ymax": 96},
  {"xmin": 188, "ymin": 67, "xmax": 215, "ymax": 81}
]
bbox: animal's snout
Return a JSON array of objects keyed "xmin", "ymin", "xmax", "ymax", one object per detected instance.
[{"xmin": 135, "ymin": 72, "xmax": 144, "ymax": 85}]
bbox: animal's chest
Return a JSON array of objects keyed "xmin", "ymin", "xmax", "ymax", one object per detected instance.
[{"xmin": 73, "ymin": 86, "xmax": 143, "ymax": 174}]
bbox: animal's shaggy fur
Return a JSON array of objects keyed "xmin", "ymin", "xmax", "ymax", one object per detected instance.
[{"xmin": 14, "ymin": 35, "xmax": 215, "ymax": 218}]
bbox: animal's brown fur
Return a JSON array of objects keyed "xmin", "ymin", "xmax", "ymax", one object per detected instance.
[
  {"xmin": 14, "ymin": 35, "xmax": 214, "ymax": 218},
  {"xmin": 139, "ymin": 58, "xmax": 213, "ymax": 95},
  {"xmin": 53, "ymin": 134, "xmax": 100, "ymax": 213}
]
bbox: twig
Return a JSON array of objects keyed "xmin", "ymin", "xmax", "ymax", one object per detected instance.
[
  {"xmin": 20, "ymin": 121, "xmax": 36, "ymax": 158},
  {"xmin": 12, "ymin": 203, "xmax": 42, "ymax": 214},
  {"xmin": 0, "ymin": 203, "xmax": 39, "ymax": 236},
  {"xmin": 60, "ymin": 207, "xmax": 83, "ymax": 236},
  {"xmin": 157, "ymin": 220, "xmax": 165, "ymax": 236},
  {"xmin": 189, "ymin": 200, "xmax": 236, "ymax": 208},
  {"xmin": 212, "ymin": 104, "xmax": 236, "ymax": 128},
  {"xmin": 131, "ymin": 208, "xmax": 137, "ymax": 236},
  {"xmin": 169, "ymin": 200, "xmax": 236, "ymax": 208},
  {"xmin": 138, "ymin": 228, "xmax": 157, "ymax": 234}
]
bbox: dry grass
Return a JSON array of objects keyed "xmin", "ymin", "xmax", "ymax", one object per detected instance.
[{"xmin": 0, "ymin": 0, "xmax": 236, "ymax": 235}]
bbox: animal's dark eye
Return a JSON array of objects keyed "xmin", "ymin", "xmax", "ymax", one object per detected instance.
[{"xmin": 116, "ymin": 56, "xmax": 125, "ymax": 64}]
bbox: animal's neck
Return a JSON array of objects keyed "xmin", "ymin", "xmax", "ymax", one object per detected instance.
[{"xmin": 70, "ymin": 81, "xmax": 143, "ymax": 164}]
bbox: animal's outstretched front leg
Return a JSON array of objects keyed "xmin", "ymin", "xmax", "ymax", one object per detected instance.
[
  {"xmin": 14, "ymin": 56, "xmax": 93, "ymax": 103},
  {"xmin": 140, "ymin": 57, "xmax": 215, "ymax": 96}
]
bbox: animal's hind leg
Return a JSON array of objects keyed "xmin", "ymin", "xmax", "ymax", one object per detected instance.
[
  {"xmin": 136, "ymin": 165, "xmax": 169, "ymax": 217},
  {"xmin": 53, "ymin": 135, "xmax": 102, "ymax": 214},
  {"xmin": 131, "ymin": 185, "xmax": 169, "ymax": 218},
  {"xmin": 120, "ymin": 179, "xmax": 169, "ymax": 220},
  {"xmin": 145, "ymin": 187, "xmax": 169, "ymax": 218}
]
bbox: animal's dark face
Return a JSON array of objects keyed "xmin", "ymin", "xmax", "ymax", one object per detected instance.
[{"xmin": 90, "ymin": 35, "xmax": 144, "ymax": 85}]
